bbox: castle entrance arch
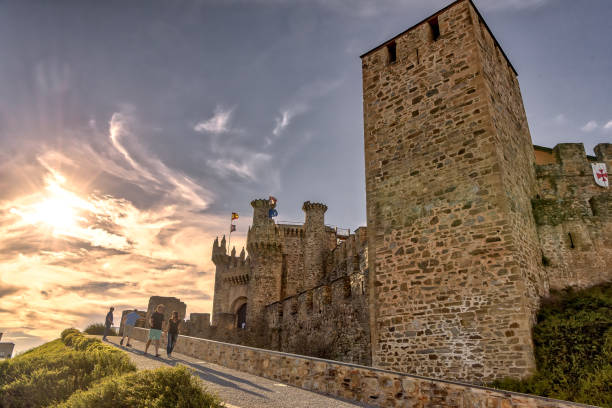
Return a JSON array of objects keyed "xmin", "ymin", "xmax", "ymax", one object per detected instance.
[{"xmin": 231, "ymin": 296, "xmax": 247, "ymax": 329}]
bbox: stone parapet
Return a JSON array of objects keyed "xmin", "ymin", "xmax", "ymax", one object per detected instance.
[{"xmin": 129, "ymin": 327, "xmax": 593, "ymax": 408}]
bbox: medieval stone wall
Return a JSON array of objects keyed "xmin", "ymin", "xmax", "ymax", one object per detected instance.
[
  {"xmin": 534, "ymin": 143, "xmax": 612, "ymax": 290},
  {"xmin": 264, "ymin": 227, "xmax": 371, "ymax": 365},
  {"xmin": 278, "ymin": 224, "xmax": 304, "ymax": 297},
  {"xmin": 361, "ymin": 0, "xmax": 541, "ymax": 382},
  {"xmin": 211, "ymin": 239, "xmax": 249, "ymax": 328},
  {"xmin": 145, "ymin": 296, "xmax": 186, "ymax": 329},
  {"xmin": 129, "ymin": 327, "xmax": 591, "ymax": 408}
]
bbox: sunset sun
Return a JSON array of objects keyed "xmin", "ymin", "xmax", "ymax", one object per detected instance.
[{"xmin": 10, "ymin": 174, "xmax": 91, "ymax": 235}]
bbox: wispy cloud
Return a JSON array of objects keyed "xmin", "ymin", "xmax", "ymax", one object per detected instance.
[
  {"xmin": 268, "ymin": 78, "xmax": 343, "ymax": 145},
  {"xmin": 604, "ymin": 120, "xmax": 612, "ymax": 131},
  {"xmin": 581, "ymin": 120, "xmax": 598, "ymax": 132},
  {"xmin": 272, "ymin": 104, "xmax": 308, "ymax": 138},
  {"xmin": 553, "ymin": 113, "xmax": 567, "ymax": 125},
  {"xmin": 194, "ymin": 106, "xmax": 234, "ymax": 134},
  {"xmin": 0, "ymin": 110, "xmax": 235, "ymax": 354}
]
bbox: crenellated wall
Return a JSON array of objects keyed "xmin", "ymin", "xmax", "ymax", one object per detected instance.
[
  {"xmin": 207, "ymin": 0, "xmax": 610, "ymax": 388},
  {"xmin": 264, "ymin": 227, "xmax": 371, "ymax": 365},
  {"xmin": 533, "ymin": 143, "xmax": 612, "ymax": 289},
  {"xmin": 211, "ymin": 236, "xmax": 250, "ymax": 328}
]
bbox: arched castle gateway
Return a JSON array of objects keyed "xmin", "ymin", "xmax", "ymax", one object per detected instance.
[{"xmin": 211, "ymin": 0, "xmax": 612, "ymax": 383}]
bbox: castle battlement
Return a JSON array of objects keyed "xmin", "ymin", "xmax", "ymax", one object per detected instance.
[{"xmin": 209, "ymin": 0, "xmax": 610, "ymax": 382}]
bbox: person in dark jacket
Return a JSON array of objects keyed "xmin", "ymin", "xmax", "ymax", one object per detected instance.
[
  {"xmin": 103, "ymin": 307, "xmax": 114, "ymax": 341},
  {"xmin": 144, "ymin": 304, "xmax": 164, "ymax": 357},
  {"xmin": 166, "ymin": 311, "xmax": 180, "ymax": 357}
]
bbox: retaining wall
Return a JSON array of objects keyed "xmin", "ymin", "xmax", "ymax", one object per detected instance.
[{"xmin": 130, "ymin": 327, "xmax": 593, "ymax": 408}]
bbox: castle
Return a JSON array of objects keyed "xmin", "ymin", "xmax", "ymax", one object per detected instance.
[{"xmin": 211, "ymin": 0, "xmax": 612, "ymax": 383}]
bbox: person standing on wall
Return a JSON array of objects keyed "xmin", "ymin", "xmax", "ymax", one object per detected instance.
[
  {"xmin": 144, "ymin": 304, "xmax": 164, "ymax": 357},
  {"xmin": 120, "ymin": 309, "xmax": 140, "ymax": 347},
  {"xmin": 166, "ymin": 311, "xmax": 180, "ymax": 357},
  {"xmin": 103, "ymin": 306, "xmax": 114, "ymax": 341}
]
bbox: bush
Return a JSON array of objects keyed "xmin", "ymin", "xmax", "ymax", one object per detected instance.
[
  {"xmin": 0, "ymin": 331, "xmax": 135, "ymax": 407},
  {"xmin": 84, "ymin": 323, "xmax": 117, "ymax": 336},
  {"xmin": 57, "ymin": 366, "xmax": 223, "ymax": 408},
  {"xmin": 491, "ymin": 282, "xmax": 612, "ymax": 407}
]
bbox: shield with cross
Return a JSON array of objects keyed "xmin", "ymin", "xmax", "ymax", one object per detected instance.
[{"xmin": 591, "ymin": 162, "xmax": 609, "ymax": 188}]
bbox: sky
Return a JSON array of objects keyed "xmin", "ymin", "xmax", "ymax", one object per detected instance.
[{"xmin": 0, "ymin": 0, "xmax": 611, "ymax": 354}]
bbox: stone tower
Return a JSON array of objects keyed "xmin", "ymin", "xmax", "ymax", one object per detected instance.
[
  {"xmin": 246, "ymin": 199, "xmax": 283, "ymax": 331},
  {"xmin": 211, "ymin": 235, "xmax": 228, "ymax": 326},
  {"xmin": 361, "ymin": 0, "xmax": 546, "ymax": 382},
  {"xmin": 302, "ymin": 201, "xmax": 328, "ymax": 288}
]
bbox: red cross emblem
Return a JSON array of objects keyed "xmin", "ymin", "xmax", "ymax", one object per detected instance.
[{"xmin": 597, "ymin": 169, "xmax": 608, "ymax": 182}]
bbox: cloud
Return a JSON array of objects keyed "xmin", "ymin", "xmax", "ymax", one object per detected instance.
[
  {"xmin": 581, "ymin": 120, "xmax": 598, "ymax": 132},
  {"xmin": 210, "ymin": 0, "xmax": 557, "ymax": 16},
  {"xmin": 0, "ymin": 110, "xmax": 236, "ymax": 353},
  {"xmin": 268, "ymin": 78, "xmax": 343, "ymax": 144},
  {"xmin": 272, "ymin": 104, "xmax": 308, "ymax": 138},
  {"xmin": 273, "ymin": 111, "xmax": 291, "ymax": 136},
  {"xmin": 0, "ymin": 282, "xmax": 22, "ymax": 298},
  {"xmin": 194, "ymin": 106, "xmax": 234, "ymax": 134},
  {"xmin": 107, "ymin": 111, "xmax": 212, "ymax": 209},
  {"xmin": 604, "ymin": 120, "xmax": 612, "ymax": 131},
  {"xmin": 207, "ymin": 152, "xmax": 273, "ymax": 181},
  {"xmin": 553, "ymin": 114, "xmax": 567, "ymax": 125}
]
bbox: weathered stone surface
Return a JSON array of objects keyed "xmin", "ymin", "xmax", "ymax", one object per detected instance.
[
  {"xmin": 361, "ymin": 0, "xmax": 545, "ymax": 382},
  {"xmin": 129, "ymin": 328, "xmax": 592, "ymax": 408},
  {"xmin": 204, "ymin": 0, "xmax": 611, "ymax": 387}
]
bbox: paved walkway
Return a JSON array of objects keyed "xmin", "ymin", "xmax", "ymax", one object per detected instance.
[{"xmin": 101, "ymin": 336, "xmax": 372, "ymax": 408}]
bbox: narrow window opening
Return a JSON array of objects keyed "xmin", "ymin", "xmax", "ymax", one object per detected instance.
[
  {"xmin": 589, "ymin": 197, "xmax": 598, "ymax": 216},
  {"xmin": 568, "ymin": 233, "xmax": 575, "ymax": 249},
  {"xmin": 429, "ymin": 17, "xmax": 440, "ymax": 41},
  {"xmin": 387, "ymin": 42, "xmax": 397, "ymax": 64}
]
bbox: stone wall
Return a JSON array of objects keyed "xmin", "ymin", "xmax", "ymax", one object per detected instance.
[
  {"xmin": 265, "ymin": 269, "xmax": 370, "ymax": 365},
  {"xmin": 129, "ymin": 327, "xmax": 593, "ymax": 408},
  {"xmin": 361, "ymin": 0, "xmax": 540, "ymax": 382},
  {"xmin": 145, "ymin": 296, "xmax": 186, "ymax": 329},
  {"xmin": 534, "ymin": 143, "xmax": 612, "ymax": 289},
  {"xmin": 118, "ymin": 309, "xmax": 146, "ymax": 335}
]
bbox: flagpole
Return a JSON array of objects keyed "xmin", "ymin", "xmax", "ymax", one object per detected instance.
[{"xmin": 228, "ymin": 214, "xmax": 232, "ymax": 253}]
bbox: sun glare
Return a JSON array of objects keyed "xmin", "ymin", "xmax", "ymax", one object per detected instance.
[{"xmin": 11, "ymin": 173, "xmax": 91, "ymax": 235}]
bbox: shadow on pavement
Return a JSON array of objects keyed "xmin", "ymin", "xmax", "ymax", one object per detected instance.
[{"xmin": 112, "ymin": 340, "xmax": 269, "ymax": 400}]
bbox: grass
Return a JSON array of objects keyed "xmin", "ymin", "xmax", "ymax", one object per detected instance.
[
  {"xmin": 0, "ymin": 328, "xmax": 222, "ymax": 408},
  {"xmin": 83, "ymin": 323, "xmax": 117, "ymax": 337},
  {"xmin": 57, "ymin": 366, "xmax": 223, "ymax": 408},
  {"xmin": 491, "ymin": 282, "xmax": 612, "ymax": 407}
]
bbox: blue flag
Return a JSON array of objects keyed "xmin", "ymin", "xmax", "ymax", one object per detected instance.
[{"xmin": 268, "ymin": 208, "xmax": 278, "ymax": 218}]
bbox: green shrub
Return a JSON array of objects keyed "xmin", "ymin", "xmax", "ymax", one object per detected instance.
[
  {"xmin": 0, "ymin": 332, "xmax": 135, "ymax": 407},
  {"xmin": 491, "ymin": 282, "xmax": 612, "ymax": 407},
  {"xmin": 84, "ymin": 323, "xmax": 117, "ymax": 336},
  {"xmin": 57, "ymin": 366, "xmax": 223, "ymax": 408}
]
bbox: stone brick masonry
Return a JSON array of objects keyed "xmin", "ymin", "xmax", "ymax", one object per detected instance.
[
  {"xmin": 204, "ymin": 0, "xmax": 611, "ymax": 388},
  {"xmin": 129, "ymin": 327, "xmax": 595, "ymax": 408}
]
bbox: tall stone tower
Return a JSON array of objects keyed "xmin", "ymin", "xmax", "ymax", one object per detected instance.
[
  {"xmin": 211, "ymin": 235, "xmax": 229, "ymax": 326},
  {"xmin": 302, "ymin": 201, "xmax": 328, "ymax": 288},
  {"xmin": 246, "ymin": 199, "xmax": 283, "ymax": 331},
  {"xmin": 361, "ymin": 0, "xmax": 547, "ymax": 382}
]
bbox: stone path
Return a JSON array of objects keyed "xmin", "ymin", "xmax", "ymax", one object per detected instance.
[{"xmin": 101, "ymin": 336, "xmax": 373, "ymax": 408}]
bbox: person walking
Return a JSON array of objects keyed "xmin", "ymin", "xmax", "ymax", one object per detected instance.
[
  {"xmin": 144, "ymin": 304, "xmax": 164, "ymax": 357},
  {"xmin": 103, "ymin": 307, "xmax": 114, "ymax": 341},
  {"xmin": 166, "ymin": 311, "xmax": 180, "ymax": 357},
  {"xmin": 120, "ymin": 309, "xmax": 140, "ymax": 347}
]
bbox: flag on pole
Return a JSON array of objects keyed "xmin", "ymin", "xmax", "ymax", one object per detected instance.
[
  {"xmin": 230, "ymin": 224, "xmax": 236, "ymax": 232},
  {"xmin": 232, "ymin": 212, "xmax": 239, "ymax": 220}
]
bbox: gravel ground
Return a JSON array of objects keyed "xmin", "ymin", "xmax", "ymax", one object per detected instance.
[{"xmin": 100, "ymin": 336, "xmax": 373, "ymax": 408}]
